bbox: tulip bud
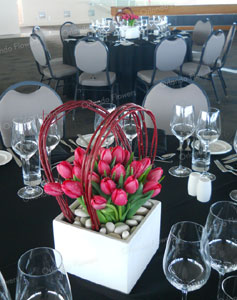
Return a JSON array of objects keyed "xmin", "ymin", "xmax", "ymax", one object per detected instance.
[
  {"xmin": 130, "ymin": 161, "xmax": 143, "ymax": 178},
  {"xmin": 100, "ymin": 177, "xmax": 116, "ymax": 195},
  {"xmin": 91, "ymin": 195, "xmax": 107, "ymax": 210},
  {"xmin": 112, "ymin": 189, "xmax": 128, "ymax": 206},
  {"xmin": 74, "ymin": 147, "xmax": 86, "ymax": 167},
  {"xmin": 143, "ymin": 181, "xmax": 162, "ymax": 197},
  {"xmin": 111, "ymin": 163, "xmax": 126, "ymax": 181},
  {"xmin": 61, "ymin": 180, "xmax": 83, "ymax": 199},
  {"xmin": 124, "ymin": 176, "xmax": 139, "ymax": 194},
  {"xmin": 44, "ymin": 182, "xmax": 63, "ymax": 197},
  {"xmin": 98, "ymin": 160, "xmax": 110, "ymax": 176},
  {"xmin": 100, "ymin": 148, "xmax": 112, "ymax": 164},
  {"xmin": 112, "ymin": 146, "xmax": 125, "ymax": 164},
  {"xmin": 89, "ymin": 171, "xmax": 100, "ymax": 183},
  {"xmin": 73, "ymin": 165, "xmax": 81, "ymax": 179},
  {"xmin": 123, "ymin": 149, "xmax": 131, "ymax": 165},
  {"xmin": 56, "ymin": 161, "xmax": 73, "ymax": 179},
  {"xmin": 147, "ymin": 167, "xmax": 163, "ymax": 182}
]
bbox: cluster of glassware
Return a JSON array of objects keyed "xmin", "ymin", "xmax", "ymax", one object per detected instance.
[
  {"xmin": 163, "ymin": 201, "xmax": 237, "ymax": 300},
  {"xmin": 169, "ymin": 105, "xmax": 221, "ymax": 181},
  {"xmin": 89, "ymin": 15, "xmax": 170, "ymax": 42}
]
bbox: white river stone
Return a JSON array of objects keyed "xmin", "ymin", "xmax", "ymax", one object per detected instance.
[
  {"xmin": 99, "ymin": 227, "xmax": 107, "ymax": 234},
  {"xmin": 106, "ymin": 222, "xmax": 115, "ymax": 233},
  {"xmin": 85, "ymin": 219, "xmax": 92, "ymax": 229},
  {"xmin": 73, "ymin": 220, "xmax": 81, "ymax": 227},
  {"xmin": 143, "ymin": 200, "xmax": 153, "ymax": 209},
  {"xmin": 126, "ymin": 219, "xmax": 138, "ymax": 226},
  {"xmin": 74, "ymin": 208, "xmax": 89, "ymax": 218},
  {"xmin": 122, "ymin": 230, "xmax": 130, "ymax": 240},
  {"xmin": 131, "ymin": 226, "xmax": 137, "ymax": 234},
  {"xmin": 114, "ymin": 224, "xmax": 130, "ymax": 235},
  {"xmin": 80, "ymin": 217, "xmax": 88, "ymax": 226},
  {"xmin": 108, "ymin": 233, "xmax": 121, "ymax": 239},
  {"xmin": 136, "ymin": 207, "xmax": 148, "ymax": 216},
  {"xmin": 132, "ymin": 215, "xmax": 144, "ymax": 222}
]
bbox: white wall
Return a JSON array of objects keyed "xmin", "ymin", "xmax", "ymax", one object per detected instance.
[{"xmin": 0, "ymin": 0, "xmax": 20, "ymax": 35}]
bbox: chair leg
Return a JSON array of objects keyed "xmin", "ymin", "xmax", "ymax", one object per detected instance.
[
  {"xmin": 48, "ymin": 79, "xmax": 51, "ymax": 85},
  {"xmin": 55, "ymin": 80, "xmax": 60, "ymax": 91},
  {"xmin": 210, "ymin": 74, "xmax": 220, "ymax": 103},
  {"xmin": 217, "ymin": 69, "xmax": 227, "ymax": 96},
  {"xmin": 40, "ymin": 75, "xmax": 44, "ymax": 82},
  {"xmin": 74, "ymin": 82, "xmax": 78, "ymax": 101},
  {"xmin": 110, "ymin": 85, "xmax": 114, "ymax": 104}
]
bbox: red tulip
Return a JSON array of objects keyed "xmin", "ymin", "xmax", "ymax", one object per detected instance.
[
  {"xmin": 147, "ymin": 167, "xmax": 163, "ymax": 182},
  {"xmin": 61, "ymin": 180, "xmax": 83, "ymax": 199},
  {"xmin": 130, "ymin": 161, "xmax": 144, "ymax": 178},
  {"xmin": 124, "ymin": 176, "xmax": 139, "ymax": 194},
  {"xmin": 143, "ymin": 181, "xmax": 162, "ymax": 197},
  {"xmin": 123, "ymin": 150, "xmax": 131, "ymax": 165},
  {"xmin": 44, "ymin": 182, "xmax": 63, "ymax": 197},
  {"xmin": 112, "ymin": 189, "xmax": 128, "ymax": 206},
  {"xmin": 112, "ymin": 146, "xmax": 125, "ymax": 164},
  {"xmin": 91, "ymin": 195, "xmax": 107, "ymax": 210},
  {"xmin": 100, "ymin": 148, "xmax": 112, "ymax": 164},
  {"xmin": 89, "ymin": 171, "xmax": 100, "ymax": 183},
  {"xmin": 74, "ymin": 147, "xmax": 86, "ymax": 167},
  {"xmin": 56, "ymin": 161, "xmax": 73, "ymax": 179},
  {"xmin": 140, "ymin": 157, "xmax": 151, "ymax": 171},
  {"xmin": 98, "ymin": 160, "xmax": 110, "ymax": 176},
  {"xmin": 111, "ymin": 163, "xmax": 126, "ymax": 181},
  {"xmin": 72, "ymin": 165, "xmax": 81, "ymax": 179},
  {"xmin": 100, "ymin": 177, "xmax": 116, "ymax": 195}
]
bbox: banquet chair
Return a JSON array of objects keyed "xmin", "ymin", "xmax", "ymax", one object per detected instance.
[
  {"xmin": 142, "ymin": 76, "xmax": 210, "ymax": 135},
  {"xmin": 74, "ymin": 37, "xmax": 116, "ymax": 102},
  {"xmin": 179, "ymin": 30, "xmax": 225, "ymax": 103},
  {"xmin": 136, "ymin": 36, "xmax": 187, "ymax": 93},
  {"xmin": 214, "ymin": 23, "xmax": 236, "ymax": 96},
  {"xmin": 0, "ymin": 81, "xmax": 63, "ymax": 148},
  {"xmin": 30, "ymin": 33, "xmax": 77, "ymax": 90},
  {"xmin": 60, "ymin": 22, "xmax": 80, "ymax": 43}
]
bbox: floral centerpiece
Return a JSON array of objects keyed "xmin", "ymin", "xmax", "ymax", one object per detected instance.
[{"xmin": 116, "ymin": 7, "xmax": 140, "ymax": 39}]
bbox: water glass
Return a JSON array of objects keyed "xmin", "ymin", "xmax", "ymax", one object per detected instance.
[
  {"xmin": 222, "ymin": 275, "xmax": 237, "ymax": 299},
  {"xmin": 0, "ymin": 271, "xmax": 11, "ymax": 300},
  {"xmin": 191, "ymin": 138, "xmax": 210, "ymax": 173},
  {"xmin": 15, "ymin": 247, "xmax": 72, "ymax": 300},
  {"xmin": 229, "ymin": 130, "xmax": 237, "ymax": 201}
]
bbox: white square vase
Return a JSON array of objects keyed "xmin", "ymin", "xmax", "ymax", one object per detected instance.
[{"xmin": 53, "ymin": 199, "xmax": 161, "ymax": 294}]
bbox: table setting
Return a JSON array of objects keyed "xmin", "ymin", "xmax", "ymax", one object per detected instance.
[{"xmin": 0, "ymin": 101, "xmax": 237, "ymax": 299}]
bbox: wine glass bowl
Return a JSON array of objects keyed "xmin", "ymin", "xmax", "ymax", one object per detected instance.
[
  {"xmin": 204, "ymin": 201, "xmax": 237, "ymax": 299},
  {"xmin": 169, "ymin": 105, "xmax": 195, "ymax": 177},
  {"xmin": 121, "ymin": 113, "xmax": 138, "ymax": 151},
  {"xmin": 163, "ymin": 221, "xmax": 211, "ymax": 299},
  {"xmin": 229, "ymin": 130, "xmax": 237, "ymax": 201}
]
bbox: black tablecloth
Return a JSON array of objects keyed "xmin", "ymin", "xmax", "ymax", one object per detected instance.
[
  {"xmin": 1, "ymin": 136, "xmax": 236, "ymax": 299},
  {"xmin": 63, "ymin": 33, "xmax": 192, "ymax": 103}
]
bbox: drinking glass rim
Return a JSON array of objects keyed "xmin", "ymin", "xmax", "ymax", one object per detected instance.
[
  {"xmin": 209, "ymin": 201, "xmax": 237, "ymax": 222},
  {"xmin": 170, "ymin": 220, "xmax": 204, "ymax": 243},
  {"xmin": 17, "ymin": 247, "xmax": 63, "ymax": 277},
  {"xmin": 222, "ymin": 275, "xmax": 237, "ymax": 298}
]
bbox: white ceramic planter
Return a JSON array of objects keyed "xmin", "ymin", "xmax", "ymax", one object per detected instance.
[
  {"xmin": 53, "ymin": 199, "xmax": 161, "ymax": 294},
  {"xmin": 120, "ymin": 26, "xmax": 140, "ymax": 39}
]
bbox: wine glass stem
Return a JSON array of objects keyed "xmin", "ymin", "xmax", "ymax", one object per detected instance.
[
  {"xmin": 217, "ymin": 273, "xmax": 224, "ymax": 300},
  {"xmin": 182, "ymin": 290, "xmax": 188, "ymax": 300},
  {"xmin": 178, "ymin": 141, "xmax": 184, "ymax": 169},
  {"xmin": 21, "ymin": 157, "xmax": 31, "ymax": 186}
]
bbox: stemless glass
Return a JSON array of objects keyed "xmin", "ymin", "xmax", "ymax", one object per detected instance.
[
  {"xmin": 15, "ymin": 247, "xmax": 72, "ymax": 300},
  {"xmin": 229, "ymin": 130, "xmax": 237, "ymax": 201},
  {"xmin": 11, "ymin": 117, "xmax": 43, "ymax": 199},
  {"xmin": 204, "ymin": 201, "xmax": 237, "ymax": 300},
  {"xmin": 169, "ymin": 105, "xmax": 195, "ymax": 177},
  {"xmin": 196, "ymin": 107, "xmax": 221, "ymax": 181},
  {"xmin": 94, "ymin": 103, "xmax": 116, "ymax": 148},
  {"xmin": 0, "ymin": 271, "xmax": 11, "ymax": 300},
  {"xmin": 222, "ymin": 275, "xmax": 237, "ymax": 300},
  {"xmin": 163, "ymin": 221, "xmax": 211, "ymax": 300}
]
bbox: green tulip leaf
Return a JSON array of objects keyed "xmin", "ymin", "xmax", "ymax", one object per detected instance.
[
  {"xmin": 138, "ymin": 165, "xmax": 152, "ymax": 183},
  {"xmin": 118, "ymin": 173, "xmax": 124, "ymax": 188},
  {"xmin": 126, "ymin": 191, "xmax": 153, "ymax": 219},
  {"xmin": 96, "ymin": 210, "xmax": 107, "ymax": 223},
  {"xmin": 128, "ymin": 183, "xmax": 143, "ymax": 203},
  {"xmin": 125, "ymin": 152, "xmax": 134, "ymax": 168},
  {"xmin": 110, "ymin": 157, "xmax": 116, "ymax": 169}
]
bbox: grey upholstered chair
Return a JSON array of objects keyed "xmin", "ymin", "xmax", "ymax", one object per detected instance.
[
  {"xmin": 60, "ymin": 22, "xmax": 80, "ymax": 43},
  {"xmin": 0, "ymin": 81, "xmax": 63, "ymax": 147},
  {"xmin": 180, "ymin": 30, "xmax": 225, "ymax": 103},
  {"xmin": 136, "ymin": 36, "xmax": 187, "ymax": 92},
  {"xmin": 142, "ymin": 77, "xmax": 210, "ymax": 135},
  {"xmin": 30, "ymin": 33, "xmax": 77, "ymax": 90},
  {"xmin": 74, "ymin": 37, "xmax": 116, "ymax": 102}
]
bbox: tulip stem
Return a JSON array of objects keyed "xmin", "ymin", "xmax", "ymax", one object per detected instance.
[
  {"xmin": 106, "ymin": 204, "xmax": 119, "ymax": 221},
  {"xmin": 118, "ymin": 206, "xmax": 122, "ymax": 221}
]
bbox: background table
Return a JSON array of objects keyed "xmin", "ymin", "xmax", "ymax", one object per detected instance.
[{"xmin": 1, "ymin": 136, "xmax": 236, "ymax": 299}]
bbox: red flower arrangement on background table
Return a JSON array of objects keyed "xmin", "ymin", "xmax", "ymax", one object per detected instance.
[
  {"xmin": 116, "ymin": 7, "xmax": 139, "ymax": 26},
  {"xmin": 39, "ymin": 101, "xmax": 162, "ymax": 231}
]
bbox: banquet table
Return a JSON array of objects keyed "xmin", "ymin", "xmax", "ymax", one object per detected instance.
[
  {"xmin": 63, "ymin": 32, "xmax": 192, "ymax": 103},
  {"xmin": 1, "ymin": 135, "xmax": 237, "ymax": 300}
]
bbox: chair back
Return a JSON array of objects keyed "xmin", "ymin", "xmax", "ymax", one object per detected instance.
[
  {"xmin": 201, "ymin": 30, "xmax": 225, "ymax": 66},
  {"xmin": 32, "ymin": 26, "xmax": 46, "ymax": 44},
  {"xmin": 155, "ymin": 36, "xmax": 187, "ymax": 71},
  {"xmin": 0, "ymin": 81, "xmax": 63, "ymax": 147},
  {"xmin": 142, "ymin": 77, "xmax": 209, "ymax": 134},
  {"xmin": 219, "ymin": 23, "xmax": 236, "ymax": 67},
  {"xmin": 74, "ymin": 38, "xmax": 108, "ymax": 74},
  {"xmin": 29, "ymin": 33, "xmax": 49, "ymax": 68},
  {"xmin": 60, "ymin": 22, "xmax": 80, "ymax": 42},
  {"xmin": 192, "ymin": 19, "xmax": 212, "ymax": 46}
]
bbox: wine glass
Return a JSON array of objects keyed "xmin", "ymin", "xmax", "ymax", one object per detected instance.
[
  {"xmin": 169, "ymin": 105, "xmax": 195, "ymax": 177},
  {"xmin": 196, "ymin": 107, "xmax": 221, "ymax": 181},
  {"xmin": 11, "ymin": 117, "xmax": 43, "ymax": 199},
  {"xmin": 0, "ymin": 271, "xmax": 11, "ymax": 300},
  {"xmin": 121, "ymin": 112, "xmax": 138, "ymax": 152},
  {"xmin": 163, "ymin": 221, "xmax": 211, "ymax": 300},
  {"xmin": 15, "ymin": 247, "xmax": 72, "ymax": 300},
  {"xmin": 204, "ymin": 201, "xmax": 237, "ymax": 300},
  {"xmin": 94, "ymin": 103, "xmax": 116, "ymax": 148},
  {"xmin": 229, "ymin": 130, "xmax": 237, "ymax": 201},
  {"xmin": 222, "ymin": 275, "xmax": 237, "ymax": 300}
]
